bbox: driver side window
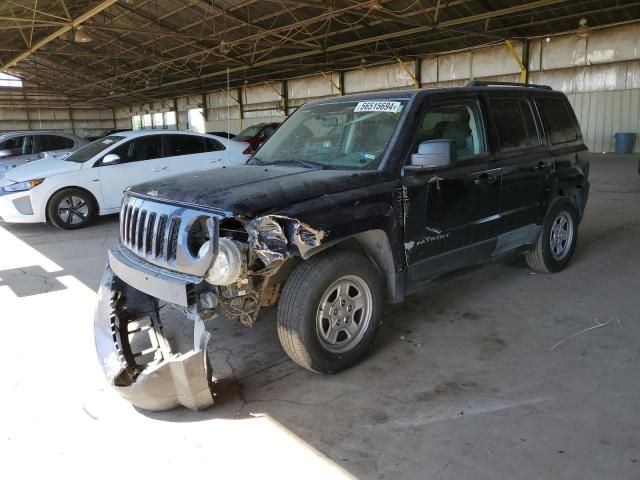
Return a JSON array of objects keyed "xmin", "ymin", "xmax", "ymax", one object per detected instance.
[
  {"xmin": 415, "ymin": 102, "xmax": 486, "ymax": 162},
  {"xmin": 108, "ymin": 135, "xmax": 162, "ymax": 164}
]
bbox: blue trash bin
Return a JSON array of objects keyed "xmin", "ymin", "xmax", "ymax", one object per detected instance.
[{"xmin": 613, "ymin": 133, "xmax": 637, "ymax": 154}]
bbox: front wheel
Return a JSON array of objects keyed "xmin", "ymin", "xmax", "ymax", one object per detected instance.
[
  {"xmin": 525, "ymin": 197, "xmax": 579, "ymax": 273},
  {"xmin": 277, "ymin": 250, "xmax": 382, "ymax": 373},
  {"xmin": 47, "ymin": 188, "xmax": 96, "ymax": 230}
]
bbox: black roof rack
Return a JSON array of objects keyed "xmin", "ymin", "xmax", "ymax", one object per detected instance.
[{"xmin": 465, "ymin": 80, "xmax": 553, "ymax": 90}]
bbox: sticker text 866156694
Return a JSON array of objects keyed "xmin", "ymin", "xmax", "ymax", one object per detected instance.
[{"xmin": 354, "ymin": 101, "xmax": 402, "ymax": 113}]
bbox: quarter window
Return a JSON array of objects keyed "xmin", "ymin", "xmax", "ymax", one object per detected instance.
[
  {"xmin": 537, "ymin": 98, "xmax": 578, "ymax": 144},
  {"xmin": 40, "ymin": 135, "xmax": 74, "ymax": 151},
  {"xmin": 415, "ymin": 102, "xmax": 486, "ymax": 161},
  {"xmin": 490, "ymin": 98, "xmax": 540, "ymax": 150},
  {"xmin": 108, "ymin": 135, "xmax": 162, "ymax": 163},
  {"xmin": 165, "ymin": 135, "xmax": 205, "ymax": 156},
  {"xmin": 204, "ymin": 138, "xmax": 225, "ymax": 152}
]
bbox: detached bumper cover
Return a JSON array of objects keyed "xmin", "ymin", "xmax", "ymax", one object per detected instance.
[{"xmin": 94, "ymin": 264, "xmax": 214, "ymax": 411}]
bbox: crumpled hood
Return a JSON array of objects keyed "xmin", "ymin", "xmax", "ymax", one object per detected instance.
[
  {"xmin": 127, "ymin": 165, "xmax": 382, "ymax": 216},
  {"xmin": 2, "ymin": 157, "xmax": 82, "ymax": 183}
]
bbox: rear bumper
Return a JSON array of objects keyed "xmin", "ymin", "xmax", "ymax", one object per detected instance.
[{"xmin": 94, "ymin": 263, "xmax": 214, "ymax": 411}]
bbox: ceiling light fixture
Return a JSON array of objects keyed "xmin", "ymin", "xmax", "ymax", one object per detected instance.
[
  {"xmin": 74, "ymin": 26, "xmax": 92, "ymax": 43},
  {"xmin": 576, "ymin": 18, "xmax": 590, "ymax": 38},
  {"xmin": 357, "ymin": 58, "xmax": 367, "ymax": 70},
  {"xmin": 219, "ymin": 40, "xmax": 231, "ymax": 55}
]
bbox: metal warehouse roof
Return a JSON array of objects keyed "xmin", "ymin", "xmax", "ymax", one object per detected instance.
[{"xmin": 1, "ymin": 0, "xmax": 639, "ymax": 107}]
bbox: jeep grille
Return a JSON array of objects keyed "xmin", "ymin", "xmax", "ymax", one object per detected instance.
[{"xmin": 119, "ymin": 194, "xmax": 219, "ymax": 277}]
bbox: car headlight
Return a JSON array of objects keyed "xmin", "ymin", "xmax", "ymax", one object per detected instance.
[
  {"xmin": 2, "ymin": 178, "xmax": 44, "ymax": 193},
  {"xmin": 204, "ymin": 238, "xmax": 243, "ymax": 285}
]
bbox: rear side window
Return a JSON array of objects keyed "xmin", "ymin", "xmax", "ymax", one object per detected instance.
[
  {"xmin": 204, "ymin": 138, "xmax": 225, "ymax": 152},
  {"xmin": 109, "ymin": 135, "xmax": 162, "ymax": 163},
  {"xmin": 490, "ymin": 97, "xmax": 540, "ymax": 150},
  {"xmin": 40, "ymin": 135, "xmax": 74, "ymax": 151},
  {"xmin": 537, "ymin": 98, "xmax": 578, "ymax": 144},
  {"xmin": 165, "ymin": 135, "xmax": 205, "ymax": 156}
]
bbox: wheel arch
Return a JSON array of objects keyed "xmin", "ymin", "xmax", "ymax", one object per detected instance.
[
  {"xmin": 45, "ymin": 185, "xmax": 101, "ymax": 221},
  {"xmin": 303, "ymin": 229, "xmax": 401, "ymax": 303}
]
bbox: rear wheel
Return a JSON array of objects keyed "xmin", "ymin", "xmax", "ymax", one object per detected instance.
[
  {"xmin": 525, "ymin": 197, "xmax": 578, "ymax": 273},
  {"xmin": 277, "ymin": 250, "xmax": 382, "ymax": 373},
  {"xmin": 47, "ymin": 188, "xmax": 96, "ymax": 230}
]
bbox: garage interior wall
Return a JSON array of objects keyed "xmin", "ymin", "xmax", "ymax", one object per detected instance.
[
  {"xmin": 0, "ymin": 85, "xmax": 116, "ymax": 138},
  {"xmin": 111, "ymin": 22, "xmax": 638, "ymax": 152}
]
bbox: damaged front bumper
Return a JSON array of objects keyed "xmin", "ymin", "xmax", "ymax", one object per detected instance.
[{"xmin": 94, "ymin": 264, "xmax": 215, "ymax": 411}]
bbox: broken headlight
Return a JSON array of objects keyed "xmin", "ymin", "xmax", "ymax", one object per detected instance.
[{"xmin": 203, "ymin": 237, "xmax": 243, "ymax": 285}]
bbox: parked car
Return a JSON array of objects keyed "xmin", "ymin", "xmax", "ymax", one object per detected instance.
[
  {"xmin": 94, "ymin": 82, "xmax": 590, "ymax": 411},
  {"xmin": 85, "ymin": 128, "xmax": 131, "ymax": 142},
  {"xmin": 0, "ymin": 130, "xmax": 250, "ymax": 229},
  {"xmin": 0, "ymin": 131, "xmax": 87, "ymax": 177},
  {"xmin": 234, "ymin": 122, "xmax": 280, "ymax": 152}
]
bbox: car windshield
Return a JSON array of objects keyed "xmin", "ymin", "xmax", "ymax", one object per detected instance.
[
  {"xmin": 65, "ymin": 135, "xmax": 124, "ymax": 163},
  {"xmin": 237, "ymin": 125, "xmax": 263, "ymax": 137},
  {"xmin": 252, "ymin": 100, "xmax": 406, "ymax": 170}
]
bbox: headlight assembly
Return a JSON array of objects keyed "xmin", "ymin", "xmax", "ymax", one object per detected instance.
[
  {"xmin": 204, "ymin": 238, "xmax": 244, "ymax": 286},
  {"xmin": 2, "ymin": 178, "xmax": 44, "ymax": 193}
]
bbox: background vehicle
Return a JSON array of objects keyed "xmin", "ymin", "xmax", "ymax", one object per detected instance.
[
  {"xmin": 234, "ymin": 122, "xmax": 280, "ymax": 153},
  {"xmin": 85, "ymin": 128, "xmax": 131, "ymax": 142},
  {"xmin": 207, "ymin": 131, "xmax": 236, "ymax": 140},
  {"xmin": 0, "ymin": 130, "xmax": 250, "ymax": 229},
  {"xmin": 94, "ymin": 84, "xmax": 590, "ymax": 411},
  {"xmin": 0, "ymin": 131, "xmax": 87, "ymax": 177}
]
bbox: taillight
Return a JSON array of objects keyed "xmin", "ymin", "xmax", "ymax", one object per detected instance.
[{"xmin": 243, "ymin": 146, "xmax": 253, "ymax": 155}]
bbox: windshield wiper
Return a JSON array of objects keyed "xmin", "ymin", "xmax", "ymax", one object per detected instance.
[{"xmin": 265, "ymin": 159, "xmax": 325, "ymax": 169}]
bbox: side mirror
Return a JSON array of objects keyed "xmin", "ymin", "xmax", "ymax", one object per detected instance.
[
  {"xmin": 405, "ymin": 139, "xmax": 456, "ymax": 173},
  {"xmin": 102, "ymin": 153, "xmax": 121, "ymax": 165}
]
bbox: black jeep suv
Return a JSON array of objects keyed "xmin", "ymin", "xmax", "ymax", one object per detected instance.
[{"xmin": 95, "ymin": 81, "xmax": 590, "ymax": 410}]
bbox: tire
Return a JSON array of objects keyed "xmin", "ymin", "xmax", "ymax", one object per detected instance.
[
  {"xmin": 277, "ymin": 250, "xmax": 383, "ymax": 374},
  {"xmin": 47, "ymin": 188, "xmax": 96, "ymax": 230},
  {"xmin": 525, "ymin": 197, "xmax": 579, "ymax": 273}
]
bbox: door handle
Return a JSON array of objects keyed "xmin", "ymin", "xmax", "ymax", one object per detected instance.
[
  {"xmin": 152, "ymin": 166, "xmax": 168, "ymax": 172},
  {"xmin": 474, "ymin": 173, "xmax": 498, "ymax": 185},
  {"xmin": 534, "ymin": 161, "xmax": 547, "ymax": 170}
]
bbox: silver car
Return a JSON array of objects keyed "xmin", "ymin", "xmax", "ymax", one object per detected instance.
[{"xmin": 0, "ymin": 131, "xmax": 87, "ymax": 176}]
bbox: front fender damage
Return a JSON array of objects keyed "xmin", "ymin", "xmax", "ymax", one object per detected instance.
[
  {"xmin": 245, "ymin": 214, "xmax": 325, "ymax": 268},
  {"xmin": 94, "ymin": 265, "xmax": 214, "ymax": 411}
]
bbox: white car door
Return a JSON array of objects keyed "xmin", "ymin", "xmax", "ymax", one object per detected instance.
[
  {"xmin": 164, "ymin": 134, "xmax": 224, "ymax": 175},
  {"xmin": 97, "ymin": 134, "xmax": 169, "ymax": 210}
]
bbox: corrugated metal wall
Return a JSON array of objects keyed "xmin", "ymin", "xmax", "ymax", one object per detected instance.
[
  {"xmin": 568, "ymin": 89, "xmax": 640, "ymax": 152},
  {"xmin": 116, "ymin": 22, "xmax": 640, "ymax": 152}
]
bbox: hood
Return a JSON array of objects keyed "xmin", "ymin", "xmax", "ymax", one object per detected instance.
[
  {"xmin": 3, "ymin": 157, "xmax": 81, "ymax": 183},
  {"xmin": 128, "ymin": 165, "xmax": 382, "ymax": 216}
]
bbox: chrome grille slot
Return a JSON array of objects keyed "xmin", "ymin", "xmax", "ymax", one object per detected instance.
[
  {"xmin": 118, "ymin": 194, "xmax": 219, "ymax": 276},
  {"xmin": 137, "ymin": 210, "xmax": 147, "ymax": 253},
  {"xmin": 129, "ymin": 207, "xmax": 139, "ymax": 248},
  {"xmin": 156, "ymin": 214, "xmax": 167, "ymax": 259},
  {"xmin": 167, "ymin": 217, "xmax": 181, "ymax": 261},
  {"xmin": 144, "ymin": 212, "xmax": 156, "ymax": 257}
]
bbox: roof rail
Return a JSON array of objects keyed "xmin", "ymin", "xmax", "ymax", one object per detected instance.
[{"xmin": 465, "ymin": 80, "xmax": 553, "ymax": 90}]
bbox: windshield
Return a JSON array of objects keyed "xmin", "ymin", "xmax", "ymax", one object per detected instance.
[
  {"xmin": 237, "ymin": 125, "xmax": 263, "ymax": 137},
  {"xmin": 65, "ymin": 135, "xmax": 125, "ymax": 163},
  {"xmin": 253, "ymin": 100, "xmax": 406, "ymax": 170}
]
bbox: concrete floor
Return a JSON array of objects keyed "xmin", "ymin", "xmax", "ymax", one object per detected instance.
[{"xmin": 1, "ymin": 154, "xmax": 639, "ymax": 479}]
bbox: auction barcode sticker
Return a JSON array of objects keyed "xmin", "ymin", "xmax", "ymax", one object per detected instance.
[{"xmin": 354, "ymin": 101, "xmax": 402, "ymax": 113}]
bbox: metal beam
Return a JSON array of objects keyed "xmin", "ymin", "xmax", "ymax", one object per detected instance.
[
  {"xmin": 83, "ymin": 0, "xmax": 573, "ymax": 102},
  {"xmin": 0, "ymin": 0, "xmax": 119, "ymax": 70}
]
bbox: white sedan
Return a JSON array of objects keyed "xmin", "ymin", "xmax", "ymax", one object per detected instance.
[{"xmin": 0, "ymin": 130, "xmax": 250, "ymax": 229}]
